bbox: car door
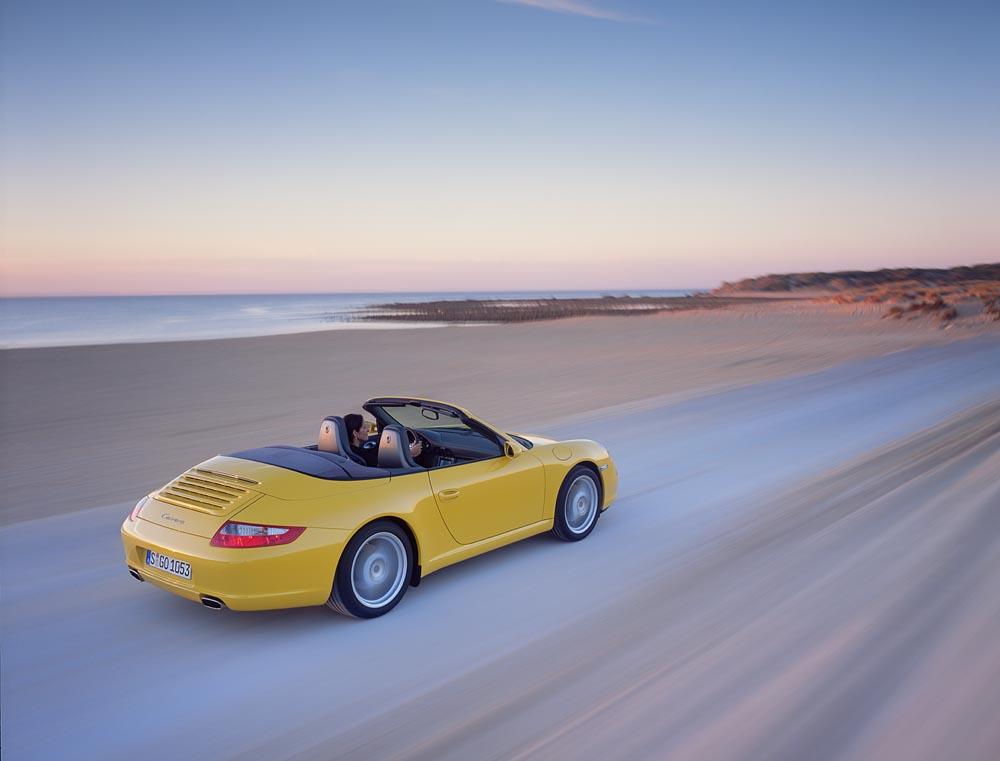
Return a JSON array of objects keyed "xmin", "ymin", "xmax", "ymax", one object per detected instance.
[{"xmin": 428, "ymin": 452, "xmax": 545, "ymax": 545}]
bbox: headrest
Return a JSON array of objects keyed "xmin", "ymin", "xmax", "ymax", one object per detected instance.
[
  {"xmin": 318, "ymin": 416, "xmax": 365, "ymax": 465},
  {"xmin": 377, "ymin": 424, "xmax": 418, "ymax": 469}
]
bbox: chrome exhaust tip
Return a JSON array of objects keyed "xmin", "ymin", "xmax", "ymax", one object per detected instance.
[
  {"xmin": 128, "ymin": 568, "xmax": 144, "ymax": 582},
  {"xmin": 201, "ymin": 596, "xmax": 225, "ymax": 610}
]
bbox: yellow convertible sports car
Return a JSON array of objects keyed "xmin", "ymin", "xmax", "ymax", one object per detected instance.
[{"xmin": 121, "ymin": 397, "xmax": 618, "ymax": 617}]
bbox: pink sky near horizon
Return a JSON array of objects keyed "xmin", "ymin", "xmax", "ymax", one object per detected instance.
[
  {"xmin": 4, "ymin": 151, "xmax": 996, "ymax": 296},
  {"xmin": 4, "ymin": 147, "xmax": 996, "ymax": 296},
  {"xmin": 4, "ymin": 252, "xmax": 996, "ymax": 297}
]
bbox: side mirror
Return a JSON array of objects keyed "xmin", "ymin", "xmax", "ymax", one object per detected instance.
[{"xmin": 503, "ymin": 441, "xmax": 521, "ymax": 458}]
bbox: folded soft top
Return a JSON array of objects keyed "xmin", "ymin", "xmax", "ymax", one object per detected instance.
[{"xmin": 227, "ymin": 446, "xmax": 391, "ymax": 480}]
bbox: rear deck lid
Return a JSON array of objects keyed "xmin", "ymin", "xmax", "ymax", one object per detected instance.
[
  {"xmin": 141, "ymin": 465, "xmax": 263, "ymax": 538},
  {"xmin": 142, "ymin": 453, "xmax": 391, "ymax": 538},
  {"xmin": 155, "ymin": 466, "xmax": 263, "ymax": 516}
]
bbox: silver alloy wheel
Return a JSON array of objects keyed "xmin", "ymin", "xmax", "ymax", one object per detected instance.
[
  {"xmin": 564, "ymin": 474, "xmax": 598, "ymax": 534},
  {"xmin": 350, "ymin": 531, "xmax": 407, "ymax": 608}
]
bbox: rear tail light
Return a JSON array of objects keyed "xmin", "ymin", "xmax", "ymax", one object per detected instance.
[
  {"xmin": 210, "ymin": 521, "xmax": 305, "ymax": 548},
  {"xmin": 128, "ymin": 497, "xmax": 148, "ymax": 522}
]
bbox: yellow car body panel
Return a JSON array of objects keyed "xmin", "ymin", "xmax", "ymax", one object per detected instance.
[
  {"xmin": 122, "ymin": 505, "xmax": 351, "ymax": 610},
  {"xmin": 428, "ymin": 453, "xmax": 546, "ymax": 544},
  {"xmin": 121, "ymin": 398, "xmax": 617, "ymax": 612}
]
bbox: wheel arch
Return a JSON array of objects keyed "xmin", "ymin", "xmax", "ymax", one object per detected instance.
[{"xmin": 353, "ymin": 514, "xmax": 422, "ymax": 587}]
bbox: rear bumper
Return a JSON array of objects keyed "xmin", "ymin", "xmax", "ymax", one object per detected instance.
[{"xmin": 121, "ymin": 518, "xmax": 351, "ymax": 611}]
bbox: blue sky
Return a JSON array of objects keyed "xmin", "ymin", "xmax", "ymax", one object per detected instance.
[{"xmin": 2, "ymin": 0, "xmax": 998, "ymax": 294}]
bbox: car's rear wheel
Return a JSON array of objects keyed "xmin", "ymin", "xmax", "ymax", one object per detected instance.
[
  {"xmin": 551, "ymin": 465, "xmax": 602, "ymax": 541},
  {"xmin": 327, "ymin": 520, "xmax": 413, "ymax": 618}
]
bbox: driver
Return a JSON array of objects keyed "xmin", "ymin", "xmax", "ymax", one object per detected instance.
[{"xmin": 345, "ymin": 413, "xmax": 423, "ymax": 467}]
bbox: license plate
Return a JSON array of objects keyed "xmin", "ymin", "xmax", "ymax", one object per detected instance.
[{"xmin": 145, "ymin": 549, "xmax": 192, "ymax": 580}]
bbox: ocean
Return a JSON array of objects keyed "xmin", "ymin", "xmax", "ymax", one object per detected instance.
[{"xmin": 0, "ymin": 290, "xmax": 693, "ymax": 349}]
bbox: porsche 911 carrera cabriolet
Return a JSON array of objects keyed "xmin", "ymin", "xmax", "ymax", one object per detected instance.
[{"xmin": 121, "ymin": 397, "xmax": 617, "ymax": 617}]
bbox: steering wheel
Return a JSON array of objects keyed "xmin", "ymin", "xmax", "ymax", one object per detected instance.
[{"xmin": 404, "ymin": 428, "xmax": 429, "ymax": 455}]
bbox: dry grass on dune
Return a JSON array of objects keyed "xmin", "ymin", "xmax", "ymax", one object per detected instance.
[
  {"xmin": 714, "ymin": 263, "xmax": 1000, "ymax": 328},
  {"xmin": 825, "ymin": 280, "xmax": 1000, "ymax": 326},
  {"xmin": 981, "ymin": 294, "xmax": 1000, "ymax": 320}
]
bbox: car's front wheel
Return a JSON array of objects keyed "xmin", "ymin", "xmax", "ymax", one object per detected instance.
[
  {"xmin": 551, "ymin": 465, "xmax": 602, "ymax": 541},
  {"xmin": 327, "ymin": 520, "xmax": 413, "ymax": 618}
]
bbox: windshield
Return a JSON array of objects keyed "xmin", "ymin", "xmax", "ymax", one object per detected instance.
[{"xmin": 374, "ymin": 403, "xmax": 471, "ymax": 431}]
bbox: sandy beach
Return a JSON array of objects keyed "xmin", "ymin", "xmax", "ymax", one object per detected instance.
[
  {"xmin": 2, "ymin": 302, "xmax": 999, "ymax": 760},
  {"xmin": 2, "ymin": 298, "xmax": 995, "ymax": 525}
]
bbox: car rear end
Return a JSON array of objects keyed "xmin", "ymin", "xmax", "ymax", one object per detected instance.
[{"xmin": 121, "ymin": 463, "xmax": 351, "ymax": 611}]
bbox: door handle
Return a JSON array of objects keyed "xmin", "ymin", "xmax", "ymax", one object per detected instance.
[{"xmin": 438, "ymin": 488, "xmax": 461, "ymax": 501}]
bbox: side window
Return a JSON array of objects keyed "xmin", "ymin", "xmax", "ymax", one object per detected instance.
[{"xmin": 454, "ymin": 428, "xmax": 503, "ymax": 460}]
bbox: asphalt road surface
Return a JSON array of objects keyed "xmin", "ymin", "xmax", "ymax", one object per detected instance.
[{"xmin": 3, "ymin": 337, "xmax": 999, "ymax": 760}]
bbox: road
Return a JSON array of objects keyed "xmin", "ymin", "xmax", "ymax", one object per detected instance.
[{"xmin": 2, "ymin": 336, "xmax": 999, "ymax": 760}]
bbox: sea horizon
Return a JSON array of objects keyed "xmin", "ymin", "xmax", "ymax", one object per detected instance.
[{"xmin": 0, "ymin": 289, "xmax": 699, "ymax": 349}]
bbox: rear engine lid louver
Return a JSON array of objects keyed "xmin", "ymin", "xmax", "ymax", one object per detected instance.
[{"xmin": 157, "ymin": 468, "xmax": 262, "ymax": 515}]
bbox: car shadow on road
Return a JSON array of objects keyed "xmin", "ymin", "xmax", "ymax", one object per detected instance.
[{"xmin": 139, "ymin": 526, "xmax": 584, "ymax": 631}]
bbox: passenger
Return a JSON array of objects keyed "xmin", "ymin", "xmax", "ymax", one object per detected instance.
[{"xmin": 344, "ymin": 413, "xmax": 422, "ymax": 467}]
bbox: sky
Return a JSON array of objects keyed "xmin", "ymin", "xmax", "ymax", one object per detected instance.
[{"xmin": 1, "ymin": 0, "xmax": 998, "ymax": 296}]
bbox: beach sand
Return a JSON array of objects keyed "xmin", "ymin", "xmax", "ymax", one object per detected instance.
[
  {"xmin": 1, "ymin": 298, "xmax": 994, "ymax": 524},
  {"xmin": 3, "ymin": 300, "xmax": 1000, "ymax": 761}
]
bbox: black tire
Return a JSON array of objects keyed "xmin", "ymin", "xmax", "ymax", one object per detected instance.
[
  {"xmin": 551, "ymin": 465, "xmax": 602, "ymax": 542},
  {"xmin": 327, "ymin": 520, "xmax": 413, "ymax": 618}
]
